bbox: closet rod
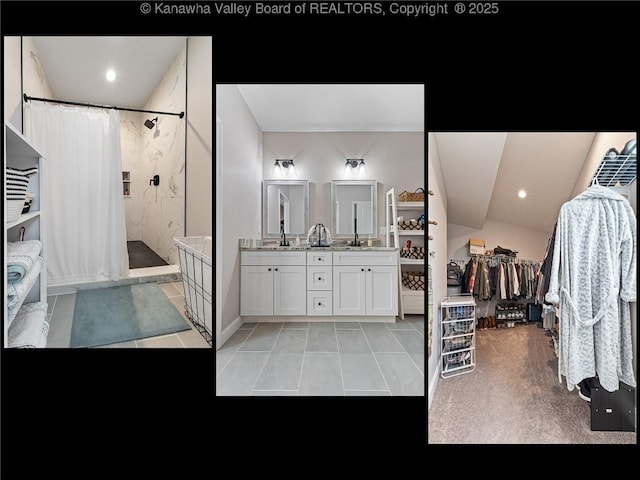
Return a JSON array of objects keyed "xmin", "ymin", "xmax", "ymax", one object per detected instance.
[{"xmin": 23, "ymin": 94, "xmax": 185, "ymax": 118}]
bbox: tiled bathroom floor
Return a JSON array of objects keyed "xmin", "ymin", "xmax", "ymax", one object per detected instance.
[
  {"xmin": 216, "ymin": 315, "xmax": 425, "ymax": 396},
  {"xmin": 46, "ymin": 281, "xmax": 211, "ymax": 348}
]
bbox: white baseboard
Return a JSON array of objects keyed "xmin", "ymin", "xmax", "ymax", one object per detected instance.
[{"xmin": 217, "ymin": 316, "xmax": 242, "ymax": 350}]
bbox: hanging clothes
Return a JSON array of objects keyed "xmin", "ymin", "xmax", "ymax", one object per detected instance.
[{"xmin": 545, "ymin": 185, "xmax": 636, "ymax": 393}]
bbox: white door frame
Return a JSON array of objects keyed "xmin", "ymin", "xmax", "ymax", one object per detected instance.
[{"xmin": 216, "ymin": 116, "xmax": 223, "ymax": 349}]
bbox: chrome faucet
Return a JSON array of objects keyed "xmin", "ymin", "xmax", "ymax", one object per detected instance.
[{"xmin": 280, "ymin": 224, "xmax": 290, "ymax": 246}]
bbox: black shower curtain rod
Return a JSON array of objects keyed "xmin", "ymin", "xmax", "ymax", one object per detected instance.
[{"xmin": 23, "ymin": 94, "xmax": 185, "ymax": 118}]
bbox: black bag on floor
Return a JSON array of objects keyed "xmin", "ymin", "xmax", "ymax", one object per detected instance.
[{"xmin": 590, "ymin": 379, "xmax": 636, "ymax": 432}]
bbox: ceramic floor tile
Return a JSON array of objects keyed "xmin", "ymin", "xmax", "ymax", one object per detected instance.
[
  {"xmin": 390, "ymin": 329, "xmax": 424, "ymax": 373},
  {"xmin": 305, "ymin": 323, "xmax": 338, "ymax": 352},
  {"xmin": 171, "ymin": 281, "xmax": 184, "ymax": 295},
  {"xmin": 299, "ymin": 353, "xmax": 344, "ymax": 396},
  {"xmin": 47, "ymin": 293, "xmax": 76, "ymax": 348},
  {"xmin": 46, "ymin": 295, "xmax": 57, "ymax": 314},
  {"xmin": 374, "ymin": 352, "xmax": 424, "ymax": 396},
  {"xmin": 339, "ymin": 352, "xmax": 388, "ymax": 391},
  {"xmin": 239, "ymin": 322, "xmax": 259, "ymax": 330},
  {"xmin": 253, "ymin": 353, "xmax": 305, "ymax": 391},
  {"xmin": 252, "ymin": 390, "xmax": 298, "ymax": 396},
  {"xmin": 273, "ymin": 329, "xmax": 307, "ymax": 353},
  {"xmin": 386, "ymin": 318, "xmax": 418, "ymax": 330},
  {"xmin": 336, "ymin": 330, "xmax": 372, "ymax": 354},
  {"xmin": 95, "ymin": 340, "xmax": 137, "ymax": 348},
  {"xmin": 216, "ymin": 352, "xmax": 270, "ymax": 396},
  {"xmin": 239, "ymin": 323, "xmax": 283, "ymax": 351},
  {"xmin": 178, "ymin": 327, "xmax": 212, "ymax": 348},
  {"xmin": 345, "ymin": 390, "xmax": 391, "ymax": 396},
  {"xmin": 361, "ymin": 323, "xmax": 405, "ymax": 353},
  {"xmin": 167, "ymin": 295, "xmax": 189, "ymax": 322},
  {"xmin": 216, "ymin": 329, "xmax": 252, "ymax": 375},
  {"xmin": 282, "ymin": 322, "xmax": 309, "ymax": 330},
  {"xmin": 405, "ymin": 315, "xmax": 425, "ymax": 335},
  {"xmin": 335, "ymin": 322, "xmax": 362, "ymax": 330},
  {"xmin": 136, "ymin": 334, "xmax": 184, "ymax": 348},
  {"xmin": 159, "ymin": 282, "xmax": 182, "ymax": 298}
]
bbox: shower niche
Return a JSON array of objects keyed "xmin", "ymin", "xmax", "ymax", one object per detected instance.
[{"xmin": 123, "ymin": 171, "xmax": 131, "ymax": 196}]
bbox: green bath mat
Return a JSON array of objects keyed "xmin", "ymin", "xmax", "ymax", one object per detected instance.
[{"xmin": 70, "ymin": 283, "xmax": 191, "ymax": 348}]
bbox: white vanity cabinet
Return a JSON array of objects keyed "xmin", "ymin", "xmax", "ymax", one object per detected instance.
[
  {"xmin": 306, "ymin": 250, "xmax": 333, "ymax": 316},
  {"xmin": 240, "ymin": 251, "xmax": 306, "ymax": 316},
  {"xmin": 332, "ymin": 251, "xmax": 398, "ymax": 316}
]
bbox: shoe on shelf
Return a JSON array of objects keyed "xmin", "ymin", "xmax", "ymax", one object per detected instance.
[{"xmin": 577, "ymin": 379, "xmax": 592, "ymax": 402}]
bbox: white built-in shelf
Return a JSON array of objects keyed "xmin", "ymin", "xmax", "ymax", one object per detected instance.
[
  {"xmin": 6, "ymin": 122, "xmax": 44, "ymax": 165},
  {"xmin": 398, "ymin": 230, "xmax": 424, "ymax": 236},
  {"xmin": 6, "ymin": 211, "xmax": 41, "ymax": 230},
  {"xmin": 400, "ymin": 258, "xmax": 425, "ymax": 265},
  {"xmin": 396, "ymin": 201, "xmax": 424, "ymax": 210},
  {"xmin": 401, "ymin": 285, "xmax": 424, "ymax": 296}
]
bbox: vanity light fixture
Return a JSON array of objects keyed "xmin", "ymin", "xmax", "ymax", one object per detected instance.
[
  {"xmin": 273, "ymin": 159, "xmax": 297, "ymax": 177},
  {"xmin": 344, "ymin": 158, "xmax": 367, "ymax": 177}
]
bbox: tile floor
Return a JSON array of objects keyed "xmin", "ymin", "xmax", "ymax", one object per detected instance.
[
  {"xmin": 46, "ymin": 281, "xmax": 211, "ymax": 348},
  {"xmin": 216, "ymin": 315, "xmax": 424, "ymax": 396}
]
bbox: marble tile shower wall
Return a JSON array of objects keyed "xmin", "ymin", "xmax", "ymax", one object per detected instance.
[
  {"xmin": 23, "ymin": 37, "xmax": 54, "ymax": 101},
  {"xmin": 139, "ymin": 44, "xmax": 187, "ymax": 266},
  {"xmin": 120, "ymin": 111, "xmax": 144, "ymax": 241}
]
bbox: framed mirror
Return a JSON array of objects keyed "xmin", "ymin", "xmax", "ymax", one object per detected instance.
[
  {"xmin": 331, "ymin": 180, "xmax": 377, "ymax": 238},
  {"xmin": 262, "ymin": 180, "xmax": 309, "ymax": 238}
]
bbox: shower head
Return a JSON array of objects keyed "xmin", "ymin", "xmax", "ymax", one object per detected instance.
[{"xmin": 144, "ymin": 117, "xmax": 158, "ymax": 129}]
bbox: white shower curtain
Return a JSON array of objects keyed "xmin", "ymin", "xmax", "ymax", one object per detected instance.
[{"xmin": 25, "ymin": 102, "xmax": 129, "ymax": 285}]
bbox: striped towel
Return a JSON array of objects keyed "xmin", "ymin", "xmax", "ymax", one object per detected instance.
[{"xmin": 6, "ymin": 167, "xmax": 38, "ymax": 200}]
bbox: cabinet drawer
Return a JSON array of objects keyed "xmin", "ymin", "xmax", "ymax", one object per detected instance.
[
  {"xmin": 307, "ymin": 291, "xmax": 333, "ymax": 316},
  {"xmin": 332, "ymin": 250, "xmax": 398, "ymax": 266},
  {"xmin": 307, "ymin": 251, "xmax": 332, "ymax": 265},
  {"xmin": 241, "ymin": 251, "xmax": 306, "ymax": 266},
  {"xmin": 307, "ymin": 266, "xmax": 332, "ymax": 291}
]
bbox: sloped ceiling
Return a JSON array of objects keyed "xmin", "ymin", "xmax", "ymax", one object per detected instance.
[
  {"xmin": 434, "ymin": 132, "xmax": 598, "ymax": 234},
  {"xmin": 31, "ymin": 36, "xmax": 187, "ymax": 108}
]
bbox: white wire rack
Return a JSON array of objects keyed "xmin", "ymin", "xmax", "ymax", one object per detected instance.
[
  {"xmin": 175, "ymin": 236, "xmax": 212, "ymax": 347},
  {"xmin": 441, "ymin": 294, "xmax": 476, "ymax": 378}
]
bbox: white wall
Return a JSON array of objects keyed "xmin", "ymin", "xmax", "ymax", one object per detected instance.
[
  {"xmin": 216, "ymin": 85, "xmax": 263, "ymax": 332},
  {"xmin": 139, "ymin": 43, "xmax": 187, "ymax": 265},
  {"xmin": 3, "ymin": 36, "xmax": 22, "ymax": 131},
  {"xmin": 427, "ymin": 133, "xmax": 448, "ymax": 409},
  {"xmin": 262, "ymin": 132, "xmax": 424, "ymax": 240},
  {"xmin": 186, "ymin": 36, "xmax": 212, "ymax": 237},
  {"xmin": 448, "ymin": 219, "xmax": 550, "ymax": 262},
  {"xmin": 22, "ymin": 37, "xmax": 54, "ymax": 102}
]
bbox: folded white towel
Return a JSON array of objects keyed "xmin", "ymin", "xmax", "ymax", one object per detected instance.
[
  {"xmin": 7, "ymin": 256, "xmax": 44, "ymax": 326},
  {"xmin": 8, "ymin": 301, "xmax": 49, "ymax": 348},
  {"xmin": 7, "ymin": 240, "xmax": 42, "ymax": 282}
]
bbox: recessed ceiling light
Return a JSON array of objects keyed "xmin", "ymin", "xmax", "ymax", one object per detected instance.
[
  {"xmin": 105, "ymin": 69, "xmax": 116, "ymax": 82},
  {"xmin": 518, "ymin": 190, "xmax": 527, "ymax": 198}
]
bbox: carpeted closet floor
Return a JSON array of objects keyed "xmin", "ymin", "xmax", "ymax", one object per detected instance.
[{"xmin": 428, "ymin": 323, "xmax": 636, "ymax": 444}]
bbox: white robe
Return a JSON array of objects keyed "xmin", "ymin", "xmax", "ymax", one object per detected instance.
[{"xmin": 545, "ymin": 185, "xmax": 636, "ymax": 392}]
